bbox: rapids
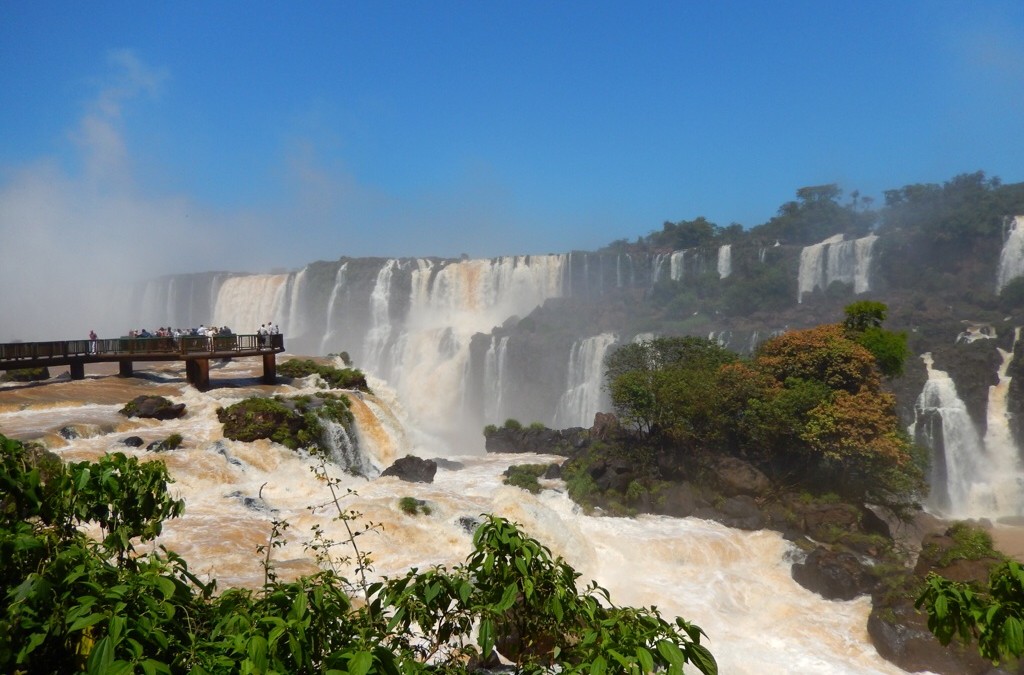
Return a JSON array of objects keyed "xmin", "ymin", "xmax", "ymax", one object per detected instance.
[{"xmin": 0, "ymin": 361, "xmax": 912, "ymax": 673}]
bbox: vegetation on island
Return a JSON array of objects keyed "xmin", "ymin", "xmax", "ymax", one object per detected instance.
[
  {"xmin": 590, "ymin": 303, "xmax": 924, "ymax": 516},
  {"xmin": 0, "ymin": 433, "xmax": 717, "ymax": 674},
  {"xmin": 216, "ymin": 393, "xmax": 354, "ymax": 452},
  {"xmin": 278, "ymin": 358, "xmax": 371, "ymax": 393}
]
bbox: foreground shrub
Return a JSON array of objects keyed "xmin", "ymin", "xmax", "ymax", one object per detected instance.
[{"xmin": 0, "ymin": 433, "xmax": 718, "ymax": 674}]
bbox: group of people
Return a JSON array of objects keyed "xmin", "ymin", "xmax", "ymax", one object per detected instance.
[
  {"xmin": 258, "ymin": 322, "xmax": 280, "ymax": 345},
  {"xmin": 125, "ymin": 325, "xmax": 234, "ymax": 339}
]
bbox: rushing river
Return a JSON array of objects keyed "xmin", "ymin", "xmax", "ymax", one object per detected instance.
[{"xmin": 0, "ymin": 360, "xmax": 911, "ymax": 674}]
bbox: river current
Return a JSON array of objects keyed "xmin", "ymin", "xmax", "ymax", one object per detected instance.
[{"xmin": 0, "ymin": 359, "xmax": 910, "ymax": 674}]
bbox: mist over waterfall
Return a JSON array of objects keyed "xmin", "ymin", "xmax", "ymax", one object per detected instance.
[
  {"xmin": 911, "ymin": 348, "xmax": 1024, "ymax": 519},
  {"xmin": 553, "ymin": 333, "xmax": 618, "ymax": 428},
  {"xmin": 997, "ymin": 215, "xmax": 1024, "ymax": 292},
  {"xmin": 797, "ymin": 234, "xmax": 878, "ymax": 303}
]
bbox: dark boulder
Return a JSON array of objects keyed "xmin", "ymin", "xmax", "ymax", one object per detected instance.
[
  {"xmin": 868, "ymin": 599, "xmax": 996, "ymax": 674},
  {"xmin": 587, "ymin": 456, "xmax": 637, "ymax": 493},
  {"xmin": 381, "ymin": 455, "xmax": 437, "ymax": 483},
  {"xmin": 710, "ymin": 456, "xmax": 772, "ymax": 498},
  {"xmin": 590, "ymin": 412, "xmax": 621, "ymax": 442},
  {"xmin": 791, "ymin": 546, "xmax": 876, "ymax": 600},
  {"xmin": 716, "ymin": 495, "xmax": 765, "ymax": 530},
  {"xmin": 485, "ymin": 425, "xmax": 590, "ymax": 455},
  {"xmin": 120, "ymin": 395, "xmax": 186, "ymax": 420},
  {"xmin": 122, "ymin": 436, "xmax": 145, "ymax": 447},
  {"xmin": 654, "ymin": 482, "xmax": 699, "ymax": 518}
]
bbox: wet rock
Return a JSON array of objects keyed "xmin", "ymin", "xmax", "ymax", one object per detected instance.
[
  {"xmin": 868, "ymin": 600, "xmax": 995, "ymax": 674},
  {"xmin": 58, "ymin": 426, "xmax": 80, "ymax": 440},
  {"xmin": 716, "ymin": 495, "xmax": 765, "ymax": 530},
  {"xmin": 457, "ymin": 516, "xmax": 481, "ymax": 534},
  {"xmin": 122, "ymin": 436, "xmax": 144, "ymax": 447},
  {"xmin": 120, "ymin": 395, "xmax": 186, "ymax": 420},
  {"xmin": 791, "ymin": 546, "xmax": 876, "ymax": 600},
  {"xmin": 225, "ymin": 490, "xmax": 276, "ymax": 514},
  {"xmin": 587, "ymin": 457, "xmax": 636, "ymax": 493},
  {"xmin": 484, "ymin": 425, "xmax": 590, "ymax": 455},
  {"xmin": 655, "ymin": 482, "xmax": 698, "ymax": 518},
  {"xmin": 381, "ymin": 455, "xmax": 437, "ymax": 483}
]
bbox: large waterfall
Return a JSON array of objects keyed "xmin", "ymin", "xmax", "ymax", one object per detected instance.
[
  {"xmin": 911, "ymin": 344, "xmax": 1024, "ymax": 519},
  {"xmin": 997, "ymin": 215, "xmax": 1024, "ymax": 293},
  {"xmin": 797, "ymin": 234, "xmax": 878, "ymax": 303}
]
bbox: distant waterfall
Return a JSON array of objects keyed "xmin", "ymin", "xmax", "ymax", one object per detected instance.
[
  {"xmin": 651, "ymin": 253, "xmax": 668, "ymax": 284},
  {"xmin": 996, "ymin": 215, "xmax": 1024, "ymax": 292},
  {"xmin": 912, "ymin": 346, "xmax": 1024, "ymax": 519},
  {"xmin": 363, "ymin": 260, "xmax": 398, "ymax": 375},
  {"xmin": 553, "ymin": 333, "xmax": 617, "ymax": 428},
  {"xmin": 797, "ymin": 234, "xmax": 878, "ymax": 303},
  {"xmin": 319, "ymin": 262, "xmax": 349, "ymax": 354},
  {"xmin": 213, "ymin": 274, "xmax": 289, "ymax": 333},
  {"xmin": 718, "ymin": 245, "xmax": 732, "ymax": 279},
  {"xmin": 669, "ymin": 251, "xmax": 686, "ymax": 281},
  {"xmin": 483, "ymin": 335, "xmax": 510, "ymax": 423}
]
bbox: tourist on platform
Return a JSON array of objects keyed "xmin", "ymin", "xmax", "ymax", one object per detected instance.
[{"xmin": 88, "ymin": 330, "xmax": 97, "ymax": 354}]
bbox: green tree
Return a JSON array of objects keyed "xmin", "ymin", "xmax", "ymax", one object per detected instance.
[{"xmin": 842, "ymin": 301, "xmax": 909, "ymax": 377}]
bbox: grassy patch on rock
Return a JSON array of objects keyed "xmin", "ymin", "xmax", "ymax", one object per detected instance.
[
  {"xmin": 216, "ymin": 393, "xmax": 353, "ymax": 451},
  {"xmin": 278, "ymin": 358, "xmax": 370, "ymax": 392}
]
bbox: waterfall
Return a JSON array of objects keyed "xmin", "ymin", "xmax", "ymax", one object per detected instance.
[
  {"xmin": 553, "ymin": 333, "xmax": 617, "ymax": 428},
  {"xmin": 996, "ymin": 215, "xmax": 1024, "ymax": 292},
  {"xmin": 652, "ymin": 253, "xmax": 668, "ymax": 284},
  {"xmin": 912, "ymin": 346, "xmax": 1024, "ymax": 519},
  {"xmin": 363, "ymin": 260, "xmax": 398, "ymax": 375},
  {"xmin": 797, "ymin": 234, "xmax": 878, "ymax": 303},
  {"xmin": 362, "ymin": 255, "xmax": 567, "ymax": 444},
  {"xmin": 718, "ymin": 245, "xmax": 732, "ymax": 279},
  {"xmin": 284, "ymin": 266, "xmax": 309, "ymax": 337},
  {"xmin": 669, "ymin": 251, "xmax": 686, "ymax": 281},
  {"xmin": 321, "ymin": 418, "xmax": 377, "ymax": 478},
  {"xmin": 319, "ymin": 262, "xmax": 349, "ymax": 355},
  {"xmin": 212, "ymin": 274, "xmax": 290, "ymax": 333},
  {"xmin": 483, "ymin": 335, "xmax": 510, "ymax": 423}
]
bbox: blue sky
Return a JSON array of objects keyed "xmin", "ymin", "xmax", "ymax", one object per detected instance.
[{"xmin": 2, "ymin": 1, "xmax": 1023, "ymax": 287}]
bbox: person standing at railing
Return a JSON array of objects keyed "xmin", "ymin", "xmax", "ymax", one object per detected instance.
[{"xmin": 88, "ymin": 330, "xmax": 97, "ymax": 355}]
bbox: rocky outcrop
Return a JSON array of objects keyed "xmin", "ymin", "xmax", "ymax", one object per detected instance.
[
  {"xmin": 119, "ymin": 395, "xmax": 186, "ymax": 420},
  {"xmin": 791, "ymin": 547, "xmax": 876, "ymax": 600},
  {"xmin": 710, "ymin": 456, "xmax": 772, "ymax": 498},
  {"xmin": 484, "ymin": 425, "xmax": 590, "ymax": 455},
  {"xmin": 381, "ymin": 455, "xmax": 437, "ymax": 483}
]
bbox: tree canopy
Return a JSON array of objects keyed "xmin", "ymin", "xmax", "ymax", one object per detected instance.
[{"xmin": 603, "ymin": 305, "xmax": 925, "ymax": 510}]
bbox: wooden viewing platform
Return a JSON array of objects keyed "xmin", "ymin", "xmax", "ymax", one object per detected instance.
[{"xmin": 0, "ymin": 334, "xmax": 285, "ymax": 390}]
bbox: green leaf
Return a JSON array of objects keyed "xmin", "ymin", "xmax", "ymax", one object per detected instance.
[
  {"xmin": 479, "ymin": 618, "xmax": 494, "ymax": 658},
  {"xmin": 657, "ymin": 639, "xmax": 685, "ymax": 668},
  {"xmin": 637, "ymin": 646, "xmax": 655, "ymax": 672},
  {"xmin": 86, "ymin": 636, "xmax": 115, "ymax": 674},
  {"xmin": 496, "ymin": 583, "xmax": 518, "ymax": 612},
  {"xmin": 68, "ymin": 612, "xmax": 106, "ymax": 633},
  {"xmin": 686, "ymin": 643, "xmax": 718, "ymax": 675},
  {"xmin": 348, "ymin": 650, "xmax": 373, "ymax": 675},
  {"xmin": 590, "ymin": 654, "xmax": 608, "ymax": 675},
  {"xmin": 1003, "ymin": 615, "xmax": 1024, "ymax": 657}
]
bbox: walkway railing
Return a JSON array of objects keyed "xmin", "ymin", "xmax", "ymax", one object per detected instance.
[{"xmin": 0, "ymin": 334, "xmax": 284, "ymax": 363}]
